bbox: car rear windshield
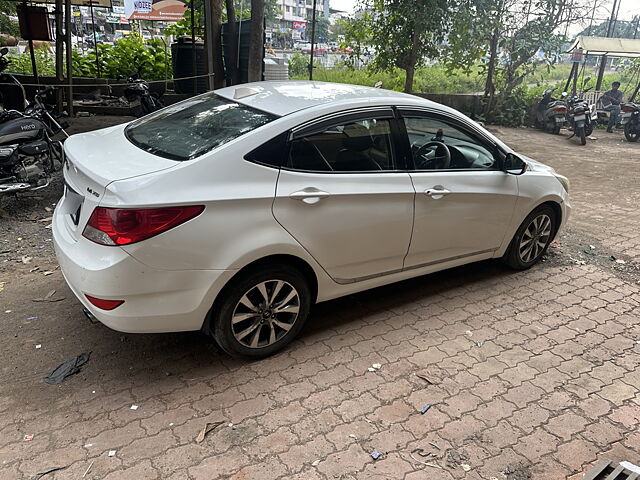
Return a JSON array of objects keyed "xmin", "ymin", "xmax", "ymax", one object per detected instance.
[{"xmin": 125, "ymin": 93, "xmax": 277, "ymax": 161}]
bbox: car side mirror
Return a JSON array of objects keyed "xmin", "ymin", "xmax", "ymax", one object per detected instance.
[
  {"xmin": 504, "ymin": 153, "xmax": 527, "ymax": 175},
  {"xmin": 0, "ymin": 47, "xmax": 8, "ymax": 55}
]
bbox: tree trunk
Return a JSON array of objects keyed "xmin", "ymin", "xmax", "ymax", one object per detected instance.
[
  {"xmin": 248, "ymin": 0, "xmax": 264, "ymax": 82},
  {"xmin": 483, "ymin": 28, "xmax": 499, "ymax": 117},
  {"xmin": 211, "ymin": 0, "xmax": 225, "ymax": 89},
  {"xmin": 404, "ymin": 66, "xmax": 415, "ymax": 93},
  {"xmin": 403, "ymin": 29, "xmax": 420, "ymax": 93},
  {"xmin": 225, "ymin": 0, "xmax": 239, "ymax": 85}
]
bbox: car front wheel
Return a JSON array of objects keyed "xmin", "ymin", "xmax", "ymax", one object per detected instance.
[
  {"xmin": 211, "ymin": 264, "xmax": 311, "ymax": 358},
  {"xmin": 503, "ymin": 205, "xmax": 556, "ymax": 270}
]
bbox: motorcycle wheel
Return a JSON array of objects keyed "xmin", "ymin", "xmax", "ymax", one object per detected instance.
[
  {"xmin": 552, "ymin": 124, "xmax": 561, "ymax": 135},
  {"xmin": 585, "ymin": 124, "xmax": 594, "ymax": 137},
  {"xmin": 624, "ymin": 122, "xmax": 640, "ymax": 142},
  {"xmin": 577, "ymin": 126, "xmax": 587, "ymax": 145}
]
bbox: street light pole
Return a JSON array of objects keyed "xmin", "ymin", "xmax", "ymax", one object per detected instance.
[{"xmin": 308, "ymin": 0, "xmax": 317, "ymax": 80}]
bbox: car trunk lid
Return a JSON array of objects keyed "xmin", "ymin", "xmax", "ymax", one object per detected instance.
[{"xmin": 58, "ymin": 124, "xmax": 178, "ymax": 241}]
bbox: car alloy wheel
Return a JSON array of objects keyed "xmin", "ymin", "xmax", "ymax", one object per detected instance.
[
  {"xmin": 231, "ymin": 280, "xmax": 300, "ymax": 348},
  {"xmin": 210, "ymin": 264, "xmax": 311, "ymax": 358},
  {"xmin": 518, "ymin": 213, "xmax": 552, "ymax": 263}
]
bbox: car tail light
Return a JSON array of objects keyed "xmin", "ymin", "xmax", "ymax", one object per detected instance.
[
  {"xmin": 622, "ymin": 105, "xmax": 636, "ymax": 112},
  {"xmin": 552, "ymin": 107, "xmax": 567, "ymax": 114},
  {"xmin": 83, "ymin": 205, "xmax": 204, "ymax": 246},
  {"xmin": 85, "ymin": 295, "xmax": 124, "ymax": 310}
]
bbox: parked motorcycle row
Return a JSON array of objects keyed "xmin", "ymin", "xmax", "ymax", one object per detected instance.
[
  {"xmin": 0, "ymin": 48, "xmax": 69, "ymax": 195},
  {"xmin": 533, "ymin": 86, "xmax": 640, "ymax": 145},
  {"xmin": 0, "ymin": 48, "xmax": 164, "ymax": 196}
]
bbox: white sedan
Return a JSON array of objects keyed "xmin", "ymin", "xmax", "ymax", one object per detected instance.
[{"xmin": 53, "ymin": 81, "xmax": 571, "ymax": 357}]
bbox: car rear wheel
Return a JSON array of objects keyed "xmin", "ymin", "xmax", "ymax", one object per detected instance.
[
  {"xmin": 211, "ymin": 264, "xmax": 311, "ymax": 358},
  {"xmin": 503, "ymin": 205, "xmax": 556, "ymax": 270}
]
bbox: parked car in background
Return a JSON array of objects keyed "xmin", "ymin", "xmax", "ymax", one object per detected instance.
[
  {"xmin": 53, "ymin": 81, "xmax": 570, "ymax": 358},
  {"xmin": 302, "ymin": 43, "xmax": 327, "ymax": 56}
]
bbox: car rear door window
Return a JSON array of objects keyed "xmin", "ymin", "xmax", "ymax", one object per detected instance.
[
  {"xmin": 125, "ymin": 92, "xmax": 277, "ymax": 161},
  {"xmin": 288, "ymin": 118, "xmax": 396, "ymax": 172}
]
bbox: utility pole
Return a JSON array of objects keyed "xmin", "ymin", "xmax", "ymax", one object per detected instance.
[
  {"xmin": 596, "ymin": 0, "xmax": 619, "ymax": 91},
  {"xmin": 308, "ymin": 0, "xmax": 317, "ymax": 80}
]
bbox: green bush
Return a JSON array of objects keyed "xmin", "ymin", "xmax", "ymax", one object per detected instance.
[
  {"xmin": 7, "ymin": 48, "xmax": 56, "ymax": 76},
  {"xmin": 291, "ymin": 64, "xmax": 485, "ymax": 94},
  {"xmin": 7, "ymin": 35, "xmax": 171, "ymax": 80},
  {"xmin": 288, "ymin": 52, "xmax": 309, "ymax": 78}
]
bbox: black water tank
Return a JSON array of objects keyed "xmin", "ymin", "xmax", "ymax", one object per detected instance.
[{"xmin": 171, "ymin": 37, "xmax": 207, "ymax": 94}]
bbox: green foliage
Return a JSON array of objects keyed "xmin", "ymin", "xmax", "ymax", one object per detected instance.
[
  {"xmin": 338, "ymin": 14, "xmax": 372, "ymax": 69},
  {"xmin": 0, "ymin": 0, "xmax": 19, "ymax": 38},
  {"xmin": 306, "ymin": 14, "xmax": 330, "ymax": 42},
  {"xmin": 369, "ymin": 0, "xmax": 450, "ymax": 91},
  {"xmin": 291, "ymin": 64, "xmax": 485, "ymax": 94},
  {"xmin": 7, "ymin": 49, "xmax": 56, "ymax": 75},
  {"xmin": 80, "ymin": 35, "xmax": 171, "ymax": 79},
  {"xmin": 288, "ymin": 52, "xmax": 309, "ymax": 78},
  {"xmin": 578, "ymin": 16, "xmax": 640, "ymax": 39},
  {"xmin": 7, "ymin": 35, "xmax": 171, "ymax": 80}
]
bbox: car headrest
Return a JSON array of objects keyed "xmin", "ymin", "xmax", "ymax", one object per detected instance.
[{"xmin": 342, "ymin": 123, "xmax": 373, "ymax": 151}]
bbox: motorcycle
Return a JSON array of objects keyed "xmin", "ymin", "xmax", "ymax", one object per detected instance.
[
  {"xmin": 620, "ymin": 101, "xmax": 640, "ymax": 142},
  {"xmin": 533, "ymin": 88, "xmax": 567, "ymax": 135},
  {"xmin": 0, "ymin": 47, "xmax": 28, "ymax": 112},
  {"xmin": 0, "ymin": 86, "xmax": 69, "ymax": 195},
  {"xmin": 565, "ymin": 88, "xmax": 597, "ymax": 146},
  {"xmin": 122, "ymin": 68, "xmax": 163, "ymax": 118}
]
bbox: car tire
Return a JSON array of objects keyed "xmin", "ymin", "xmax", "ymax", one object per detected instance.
[
  {"xmin": 210, "ymin": 264, "xmax": 311, "ymax": 358},
  {"xmin": 503, "ymin": 205, "xmax": 556, "ymax": 270}
]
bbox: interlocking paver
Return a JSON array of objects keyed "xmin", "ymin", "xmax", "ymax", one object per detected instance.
[{"xmin": 2, "ymin": 127, "xmax": 640, "ymax": 480}]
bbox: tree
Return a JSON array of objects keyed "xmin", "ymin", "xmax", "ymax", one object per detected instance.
[
  {"xmin": 306, "ymin": 14, "xmax": 330, "ymax": 42},
  {"xmin": 446, "ymin": 0, "xmax": 594, "ymax": 120},
  {"xmin": 578, "ymin": 16, "xmax": 640, "ymax": 39},
  {"xmin": 347, "ymin": 0, "xmax": 450, "ymax": 93},
  {"xmin": 0, "ymin": 0, "xmax": 20, "ymax": 39},
  {"xmin": 225, "ymin": 0, "xmax": 240, "ymax": 84},
  {"xmin": 210, "ymin": 0, "xmax": 224, "ymax": 88},
  {"xmin": 247, "ymin": 0, "xmax": 264, "ymax": 82}
]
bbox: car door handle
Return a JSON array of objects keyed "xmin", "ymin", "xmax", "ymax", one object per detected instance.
[
  {"xmin": 425, "ymin": 187, "xmax": 451, "ymax": 198},
  {"xmin": 289, "ymin": 188, "xmax": 331, "ymax": 204}
]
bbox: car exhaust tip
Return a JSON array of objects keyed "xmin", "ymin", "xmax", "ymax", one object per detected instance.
[{"xmin": 82, "ymin": 308, "xmax": 99, "ymax": 324}]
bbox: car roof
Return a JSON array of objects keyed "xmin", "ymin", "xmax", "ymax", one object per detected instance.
[{"xmin": 215, "ymin": 80, "xmax": 434, "ymax": 117}]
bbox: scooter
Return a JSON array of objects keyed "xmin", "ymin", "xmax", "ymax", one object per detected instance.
[
  {"xmin": 620, "ymin": 102, "xmax": 640, "ymax": 142},
  {"xmin": 0, "ymin": 47, "xmax": 28, "ymax": 112},
  {"xmin": 533, "ymin": 88, "xmax": 567, "ymax": 135},
  {"xmin": 0, "ymin": 86, "xmax": 69, "ymax": 194},
  {"xmin": 122, "ymin": 67, "xmax": 163, "ymax": 118},
  {"xmin": 565, "ymin": 88, "xmax": 597, "ymax": 146}
]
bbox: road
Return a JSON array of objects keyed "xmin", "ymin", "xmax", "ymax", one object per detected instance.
[{"xmin": 0, "ymin": 119, "xmax": 638, "ymax": 480}]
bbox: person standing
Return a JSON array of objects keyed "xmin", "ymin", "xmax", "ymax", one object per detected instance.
[{"xmin": 601, "ymin": 81, "xmax": 623, "ymax": 133}]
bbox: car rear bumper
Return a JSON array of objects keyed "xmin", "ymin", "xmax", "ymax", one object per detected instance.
[{"xmin": 52, "ymin": 206, "xmax": 236, "ymax": 333}]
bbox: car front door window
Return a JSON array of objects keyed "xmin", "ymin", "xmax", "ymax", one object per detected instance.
[{"xmin": 404, "ymin": 117, "xmax": 497, "ymax": 171}]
